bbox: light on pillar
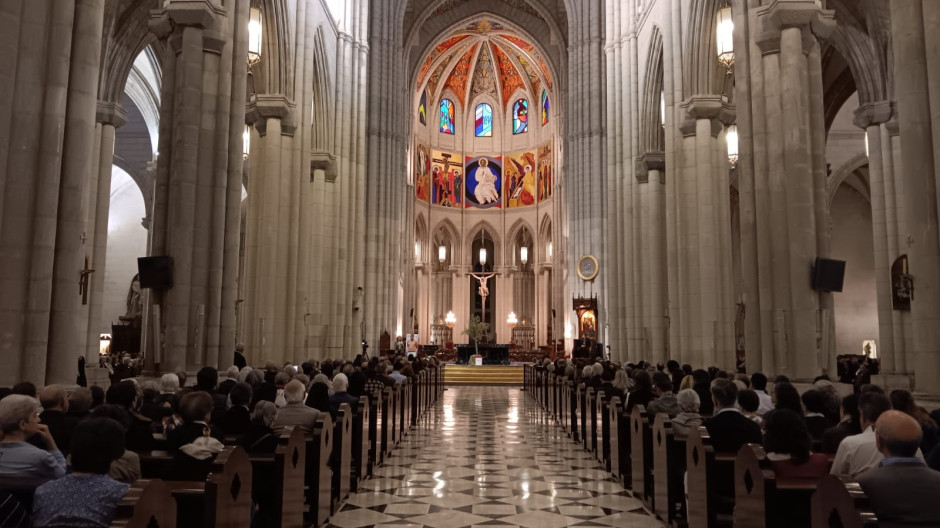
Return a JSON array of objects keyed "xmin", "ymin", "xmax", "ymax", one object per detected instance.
[
  {"xmin": 547, "ymin": 242, "xmax": 553, "ymax": 259},
  {"xmin": 414, "ymin": 241, "xmax": 421, "ymax": 261},
  {"xmin": 716, "ymin": 3, "xmax": 734, "ymax": 72},
  {"xmin": 438, "ymin": 244, "xmax": 446, "ymax": 263},
  {"xmin": 479, "ymin": 247, "xmax": 487, "ymax": 267},
  {"xmin": 520, "ymin": 246, "xmax": 528, "ymax": 265},
  {"xmin": 242, "ymin": 125, "xmax": 251, "ymax": 159},
  {"xmin": 726, "ymin": 125, "xmax": 739, "ymax": 169},
  {"xmin": 444, "ymin": 311, "xmax": 456, "ymax": 328},
  {"xmin": 864, "ymin": 131, "xmax": 869, "ymax": 158},
  {"xmin": 660, "ymin": 91, "xmax": 666, "ymax": 128},
  {"xmin": 248, "ymin": 5, "xmax": 263, "ymax": 66}
]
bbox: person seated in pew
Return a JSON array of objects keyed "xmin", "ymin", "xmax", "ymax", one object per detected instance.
[
  {"xmin": 801, "ymin": 389, "xmax": 836, "ymax": 442},
  {"xmin": 105, "ymin": 380, "xmax": 154, "ymax": 453},
  {"xmin": 750, "ymin": 372, "xmax": 774, "ymax": 416},
  {"xmin": 889, "ymin": 389, "xmax": 939, "ymax": 457},
  {"xmin": 162, "ymin": 392, "xmax": 226, "ymax": 481},
  {"xmin": 599, "ymin": 368, "xmax": 625, "ymax": 404},
  {"xmin": 348, "ymin": 368, "xmax": 367, "ymax": 400},
  {"xmin": 273, "ymin": 371, "xmax": 291, "ymax": 407},
  {"xmin": 762, "ymin": 409, "xmax": 829, "ymax": 480},
  {"xmin": 821, "ymin": 393, "xmax": 861, "ymax": 455},
  {"xmin": 625, "ymin": 369, "xmax": 654, "ymax": 414},
  {"xmin": 705, "ymin": 379, "xmax": 762, "ymax": 454},
  {"xmin": 247, "ymin": 369, "xmax": 277, "ymax": 410},
  {"xmin": 738, "ymin": 390, "xmax": 763, "ymax": 426},
  {"xmin": 218, "ymin": 365, "xmax": 240, "ymax": 396},
  {"xmin": 31, "ymin": 418, "xmax": 130, "ymax": 528},
  {"xmin": 647, "ymin": 372, "xmax": 680, "ymax": 418},
  {"xmin": 220, "ymin": 382, "xmax": 253, "ymax": 435},
  {"xmin": 88, "ymin": 404, "xmax": 142, "ymax": 483},
  {"xmin": 38, "ymin": 384, "xmax": 78, "ymax": 457},
  {"xmin": 66, "ymin": 388, "xmax": 93, "ymax": 422},
  {"xmin": 830, "ymin": 391, "xmax": 924, "ymax": 479},
  {"xmin": 237, "ymin": 401, "xmax": 280, "ymax": 454},
  {"xmin": 691, "ymin": 370, "xmax": 714, "ymax": 416},
  {"xmin": 329, "ymin": 374, "xmax": 359, "ymax": 420},
  {"xmin": 275, "ymin": 380, "xmax": 323, "ymax": 435},
  {"xmin": 671, "ymin": 389, "xmax": 703, "ymax": 438},
  {"xmin": 0, "ymin": 395, "xmax": 66, "ymax": 479},
  {"xmin": 306, "ymin": 382, "xmax": 331, "ymax": 414},
  {"xmin": 857, "ymin": 410, "xmax": 940, "ymax": 528},
  {"xmin": 772, "ymin": 382, "xmax": 804, "ymax": 416}
]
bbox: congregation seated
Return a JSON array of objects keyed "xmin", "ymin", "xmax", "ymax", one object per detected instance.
[
  {"xmin": 831, "ymin": 389, "xmax": 898, "ymax": 479},
  {"xmin": 801, "ymin": 389, "xmax": 836, "ymax": 441},
  {"xmin": 857, "ymin": 410, "xmax": 940, "ymax": 528},
  {"xmin": 38, "ymin": 384, "xmax": 78, "ymax": 457},
  {"xmin": 66, "ymin": 388, "xmax": 93, "ymax": 422},
  {"xmin": 305, "ymin": 382, "xmax": 331, "ymax": 414},
  {"xmin": 772, "ymin": 382, "xmax": 804, "ymax": 415},
  {"xmin": 329, "ymin": 374, "xmax": 359, "ymax": 419},
  {"xmin": 219, "ymin": 382, "xmax": 253, "ymax": 435},
  {"xmin": 750, "ymin": 372, "xmax": 774, "ymax": 416},
  {"xmin": 705, "ymin": 378, "xmax": 762, "ymax": 453},
  {"xmin": 88, "ymin": 404, "xmax": 142, "ymax": 483},
  {"xmin": 162, "ymin": 392, "xmax": 225, "ymax": 481},
  {"xmin": 738, "ymin": 389, "xmax": 762, "ymax": 426},
  {"xmin": 247, "ymin": 368, "xmax": 277, "ymax": 410},
  {"xmin": 105, "ymin": 380, "xmax": 154, "ymax": 452},
  {"xmin": 218, "ymin": 365, "xmax": 239, "ymax": 396},
  {"xmin": 670, "ymin": 389, "xmax": 702, "ymax": 437},
  {"xmin": 31, "ymin": 417, "xmax": 129, "ymax": 527},
  {"xmin": 236, "ymin": 401, "xmax": 279, "ymax": 454},
  {"xmin": 0, "ymin": 395, "xmax": 66, "ymax": 479},
  {"xmin": 275, "ymin": 380, "xmax": 322, "ymax": 435},
  {"xmin": 691, "ymin": 370, "xmax": 714, "ymax": 416},
  {"xmin": 821, "ymin": 392, "xmax": 860, "ymax": 454},
  {"xmin": 624, "ymin": 369, "xmax": 654, "ymax": 414},
  {"xmin": 889, "ymin": 389, "xmax": 939, "ymax": 456},
  {"xmin": 646, "ymin": 372, "xmax": 679, "ymax": 418},
  {"xmin": 762, "ymin": 409, "xmax": 829, "ymax": 481}
]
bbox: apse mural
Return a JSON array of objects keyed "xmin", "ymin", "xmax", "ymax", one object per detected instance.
[
  {"xmin": 513, "ymin": 99, "xmax": 528, "ymax": 134},
  {"xmin": 465, "ymin": 155, "xmax": 503, "ymax": 210},
  {"xmin": 431, "ymin": 150, "xmax": 463, "ymax": 208},
  {"xmin": 538, "ymin": 141, "xmax": 552, "ymax": 201},
  {"xmin": 417, "ymin": 35, "xmax": 471, "ymax": 89},
  {"xmin": 505, "ymin": 151, "xmax": 537, "ymax": 208},
  {"xmin": 415, "ymin": 143, "xmax": 431, "ymax": 202},
  {"xmin": 419, "ymin": 91, "xmax": 427, "ymax": 126},
  {"xmin": 440, "ymin": 99, "xmax": 455, "ymax": 134},
  {"xmin": 492, "ymin": 44, "xmax": 525, "ymax": 107}
]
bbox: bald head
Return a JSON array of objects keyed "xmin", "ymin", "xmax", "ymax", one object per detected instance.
[
  {"xmin": 284, "ymin": 379, "xmax": 307, "ymax": 404},
  {"xmin": 874, "ymin": 410, "xmax": 923, "ymax": 458},
  {"xmin": 39, "ymin": 384, "xmax": 68, "ymax": 412}
]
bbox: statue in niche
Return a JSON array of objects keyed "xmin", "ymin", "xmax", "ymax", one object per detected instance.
[{"xmin": 125, "ymin": 273, "xmax": 142, "ymax": 319}]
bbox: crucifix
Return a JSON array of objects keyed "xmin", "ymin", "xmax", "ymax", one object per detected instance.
[
  {"xmin": 469, "ymin": 271, "xmax": 499, "ymax": 329},
  {"xmin": 79, "ymin": 256, "xmax": 95, "ymax": 305}
]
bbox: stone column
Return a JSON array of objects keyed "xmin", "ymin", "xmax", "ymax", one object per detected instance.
[
  {"xmin": 640, "ymin": 153, "xmax": 666, "ymax": 364},
  {"xmin": 890, "ymin": 0, "xmax": 940, "ymax": 391}
]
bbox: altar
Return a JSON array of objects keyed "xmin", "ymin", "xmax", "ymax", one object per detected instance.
[{"xmin": 456, "ymin": 344, "xmax": 510, "ymax": 365}]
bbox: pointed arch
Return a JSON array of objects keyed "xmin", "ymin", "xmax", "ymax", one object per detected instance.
[
  {"xmin": 466, "ymin": 220, "xmax": 502, "ymax": 267},
  {"xmin": 432, "ymin": 218, "xmax": 462, "ymax": 264},
  {"xmin": 414, "ymin": 214, "xmax": 429, "ymax": 263},
  {"xmin": 505, "ymin": 218, "xmax": 537, "ymax": 260},
  {"xmin": 641, "ymin": 26, "xmax": 665, "ymax": 153},
  {"xmin": 512, "ymin": 98, "xmax": 529, "ymax": 134},
  {"xmin": 312, "ymin": 25, "xmax": 334, "ymax": 154},
  {"xmin": 683, "ymin": 0, "xmax": 725, "ymax": 97},
  {"xmin": 440, "ymin": 98, "xmax": 456, "ymax": 134}
]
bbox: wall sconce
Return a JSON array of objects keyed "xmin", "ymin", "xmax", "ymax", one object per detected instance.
[
  {"xmin": 438, "ymin": 244, "xmax": 446, "ymax": 263},
  {"xmin": 548, "ymin": 242, "xmax": 553, "ymax": 259},
  {"xmin": 242, "ymin": 125, "xmax": 250, "ymax": 159},
  {"xmin": 479, "ymin": 248, "xmax": 487, "ymax": 266},
  {"xmin": 660, "ymin": 91, "xmax": 666, "ymax": 128},
  {"xmin": 716, "ymin": 3, "xmax": 734, "ymax": 72},
  {"xmin": 726, "ymin": 125, "xmax": 739, "ymax": 169},
  {"xmin": 248, "ymin": 5, "xmax": 263, "ymax": 66},
  {"xmin": 520, "ymin": 246, "xmax": 528, "ymax": 265},
  {"xmin": 444, "ymin": 311, "xmax": 456, "ymax": 328}
]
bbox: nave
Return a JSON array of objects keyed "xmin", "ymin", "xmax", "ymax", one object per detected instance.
[{"xmin": 329, "ymin": 386, "xmax": 663, "ymax": 528}]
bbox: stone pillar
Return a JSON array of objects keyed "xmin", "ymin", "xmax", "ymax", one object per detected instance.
[
  {"xmin": 84, "ymin": 102, "xmax": 127, "ymax": 363},
  {"xmin": 640, "ymin": 153, "xmax": 667, "ymax": 364},
  {"xmin": 890, "ymin": 0, "xmax": 940, "ymax": 391}
]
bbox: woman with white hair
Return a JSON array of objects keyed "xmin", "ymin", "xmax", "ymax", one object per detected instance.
[
  {"xmin": 0, "ymin": 395, "xmax": 66, "ymax": 479},
  {"xmin": 671, "ymin": 389, "xmax": 704, "ymax": 438},
  {"xmin": 329, "ymin": 373, "xmax": 359, "ymax": 419}
]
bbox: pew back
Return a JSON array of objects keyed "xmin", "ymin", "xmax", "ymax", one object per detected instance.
[
  {"xmin": 811, "ymin": 475, "xmax": 879, "ymax": 528},
  {"xmin": 274, "ymin": 427, "xmax": 305, "ymax": 528},
  {"xmin": 111, "ymin": 479, "xmax": 178, "ymax": 528}
]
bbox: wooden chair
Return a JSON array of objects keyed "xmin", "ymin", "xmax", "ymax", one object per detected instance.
[
  {"xmin": 811, "ymin": 475, "xmax": 879, "ymax": 528},
  {"xmin": 630, "ymin": 405, "xmax": 653, "ymax": 508},
  {"xmin": 652, "ymin": 413, "xmax": 687, "ymax": 527},
  {"xmin": 733, "ymin": 444, "xmax": 819, "ymax": 528},
  {"xmin": 111, "ymin": 479, "xmax": 177, "ymax": 528},
  {"xmin": 331, "ymin": 403, "xmax": 353, "ymax": 513},
  {"xmin": 305, "ymin": 414, "xmax": 333, "ymax": 527},
  {"xmin": 351, "ymin": 395, "xmax": 372, "ymax": 490}
]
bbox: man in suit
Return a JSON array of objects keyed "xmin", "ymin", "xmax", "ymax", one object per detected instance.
[
  {"xmin": 705, "ymin": 378, "xmax": 762, "ymax": 453},
  {"xmin": 274, "ymin": 380, "xmax": 322, "ymax": 434},
  {"xmin": 218, "ymin": 366, "xmax": 239, "ymax": 396},
  {"xmin": 858, "ymin": 410, "xmax": 940, "ymax": 528},
  {"xmin": 38, "ymin": 384, "xmax": 79, "ymax": 456}
]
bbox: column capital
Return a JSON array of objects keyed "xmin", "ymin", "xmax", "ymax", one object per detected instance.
[
  {"xmin": 96, "ymin": 101, "xmax": 128, "ymax": 128},
  {"xmin": 853, "ymin": 100, "xmax": 895, "ymax": 129},
  {"xmin": 310, "ymin": 152, "xmax": 338, "ymax": 182},
  {"xmin": 246, "ymin": 94, "xmax": 297, "ymax": 134},
  {"xmin": 681, "ymin": 96, "xmax": 733, "ymax": 136},
  {"xmin": 636, "ymin": 152, "xmax": 665, "ymax": 183},
  {"xmin": 755, "ymin": 0, "xmax": 835, "ymax": 54}
]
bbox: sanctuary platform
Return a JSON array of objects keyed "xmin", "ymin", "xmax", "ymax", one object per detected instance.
[{"xmin": 444, "ymin": 365, "xmax": 524, "ymax": 385}]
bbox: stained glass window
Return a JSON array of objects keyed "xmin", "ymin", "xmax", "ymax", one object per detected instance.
[
  {"xmin": 541, "ymin": 90, "xmax": 549, "ymax": 125},
  {"xmin": 440, "ymin": 99, "xmax": 455, "ymax": 135},
  {"xmin": 475, "ymin": 103, "xmax": 493, "ymax": 137},
  {"xmin": 419, "ymin": 91, "xmax": 427, "ymax": 126},
  {"xmin": 513, "ymin": 99, "xmax": 528, "ymax": 135}
]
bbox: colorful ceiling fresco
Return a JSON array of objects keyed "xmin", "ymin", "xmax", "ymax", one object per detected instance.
[
  {"xmin": 491, "ymin": 44, "xmax": 525, "ymax": 107},
  {"xmin": 442, "ymin": 44, "xmax": 478, "ymax": 106},
  {"xmin": 417, "ymin": 35, "xmax": 471, "ymax": 89}
]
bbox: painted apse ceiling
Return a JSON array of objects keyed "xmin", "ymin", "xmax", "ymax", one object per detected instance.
[{"xmin": 417, "ymin": 19, "xmax": 553, "ymax": 110}]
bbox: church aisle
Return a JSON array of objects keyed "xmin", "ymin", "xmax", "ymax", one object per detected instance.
[{"xmin": 327, "ymin": 386, "xmax": 664, "ymax": 528}]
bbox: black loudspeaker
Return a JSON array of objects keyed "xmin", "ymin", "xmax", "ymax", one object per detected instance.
[
  {"xmin": 813, "ymin": 258, "xmax": 845, "ymax": 292},
  {"xmin": 138, "ymin": 256, "xmax": 174, "ymax": 289}
]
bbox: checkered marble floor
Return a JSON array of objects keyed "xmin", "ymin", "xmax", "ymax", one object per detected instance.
[{"xmin": 326, "ymin": 386, "xmax": 664, "ymax": 528}]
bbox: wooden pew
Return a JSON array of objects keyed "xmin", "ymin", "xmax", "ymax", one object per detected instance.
[
  {"xmin": 577, "ymin": 384, "xmax": 588, "ymax": 447},
  {"xmin": 332, "ymin": 403, "xmax": 353, "ymax": 513},
  {"xmin": 651, "ymin": 413, "xmax": 687, "ymax": 527},
  {"xmin": 608, "ymin": 396, "xmax": 623, "ymax": 482},
  {"xmin": 387, "ymin": 386, "xmax": 398, "ymax": 455},
  {"xmin": 589, "ymin": 389, "xmax": 600, "ymax": 460},
  {"xmin": 733, "ymin": 444, "xmax": 821, "ymax": 528},
  {"xmin": 164, "ymin": 445, "xmax": 252, "ymax": 528},
  {"xmin": 111, "ymin": 479, "xmax": 178, "ymax": 528},
  {"xmin": 569, "ymin": 381, "xmax": 580, "ymax": 442},
  {"xmin": 811, "ymin": 475, "xmax": 879, "ymax": 528},
  {"xmin": 630, "ymin": 405, "xmax": 653, "ymax": 509},
  {"xmin": 351, "ymin": 395, "xmax": 372, "ymax": 490},
  {"xmin": 399, "ymin": 380, "xmax": 409, "ymax": 440},
  {"xmin": 305, "ymin": 414, "xmax": 333, "ymax": 527},
  {"xmin": 370, "ymin": 388, "xmax": 384, "ymax": 468},
  {"xmin": 380, "ymin": 387, "xmax": 392, "ymax": 463},
  {"xmin": 597, "ymin": 390, "xmax": 610, "ymax": 467},
  {"xmin": 615, "ymin": 399, "xmax": 633, "ymax": 489},
  {"xmin": 686, "ymin": 427, "xmax": 735, "ymax": 528},
  {"xmin": 270, "ymin": 426, "xmax": 306, "ymax": 528}
]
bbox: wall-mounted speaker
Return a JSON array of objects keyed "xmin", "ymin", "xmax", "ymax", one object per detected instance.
[
  {"xmin": 138, "ymin": 256, "xmax": 174, "ymax": 289},
  {"xmin": 812, "ymin": 258, "xmax": 845, "ymax": 292}
]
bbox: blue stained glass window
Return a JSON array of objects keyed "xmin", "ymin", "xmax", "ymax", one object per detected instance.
[
  {"xmin": 513, "ymin": 99, "xmax": 528, "ymax": 135},
  {"xmin": 475, "ymin": 103, "xmax": 493, "ymax": 137},
  {"xmin": 440, "ymin": 99, "xmax": 455, "ymax": 135},
  {"xmin": 541, "ymin": 90, "xmax": 549, "ymax": 125},
  {"xmin": 419, "ymin": 91, "xmax": 427, "ymax": 126}
]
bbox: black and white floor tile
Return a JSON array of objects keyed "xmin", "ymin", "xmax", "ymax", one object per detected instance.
[{"xmin": 326, "ymin": 386, "xmax": 664, "ymax": 528}]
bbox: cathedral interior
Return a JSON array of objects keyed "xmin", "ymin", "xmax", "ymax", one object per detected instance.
[{"xmin": 1, "ymin": 0, "xmax": 939, "ymax": 398}]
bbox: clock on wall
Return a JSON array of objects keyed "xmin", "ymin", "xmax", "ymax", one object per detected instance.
[{"xmin": 577, "ymin": 255, "xmax": 599, "ymax": 281}]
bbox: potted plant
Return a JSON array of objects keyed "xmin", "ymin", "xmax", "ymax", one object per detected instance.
[{"xmin": 462, "ymin": 315, "xmax": 490, "ymax": 362}]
